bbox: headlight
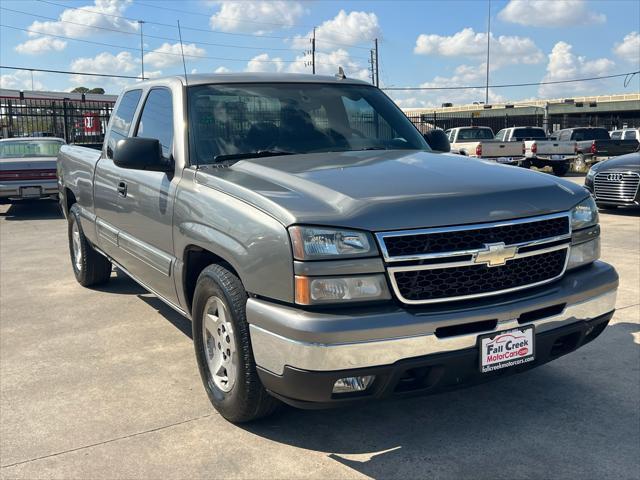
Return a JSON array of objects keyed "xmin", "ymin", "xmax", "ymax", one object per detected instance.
[
  {"xmin": 567, "ymin": 237, "xmax": 600, "ymax": 270},
  {"xmin": 570, "ymin": 196, "xmax": 598, "ymax": 230},
  {"xmin": 289, "ymin": 226, "xmax": 376, "ymax": 260},
  {"xmin": 295, "ymin": 274, "xmax": 391, "ymax": 305}
]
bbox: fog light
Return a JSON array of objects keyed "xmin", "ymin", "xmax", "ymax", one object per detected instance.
[{"xmin": 332, "ymin": 375, "xmax": 375, "ymax": 394}]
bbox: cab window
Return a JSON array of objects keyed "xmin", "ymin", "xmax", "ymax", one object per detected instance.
[
  {"xmin": 135, "ymin": 88, "xmax": 174, "ymax": 159},
  {"xmin": 107, "ymin": 89, "xmax": 142, "ymax": 158}
]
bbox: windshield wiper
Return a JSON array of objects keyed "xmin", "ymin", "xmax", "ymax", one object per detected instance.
[{"xmin": 212, "ymin": 150, "xmax": 295, "ymax": 163}]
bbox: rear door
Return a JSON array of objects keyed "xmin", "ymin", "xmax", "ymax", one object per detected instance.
[{"xmin": 113, "ymin": 87, "xmax": 180, "ymax": 303}]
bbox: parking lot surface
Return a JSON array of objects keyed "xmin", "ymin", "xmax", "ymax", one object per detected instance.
[{"xmin": 1, "ymin": 176, "xmax": 638, "ymax": 479}]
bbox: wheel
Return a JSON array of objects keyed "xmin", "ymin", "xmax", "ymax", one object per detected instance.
[
  {"xmin": 68, "ymin": 204, "xmax": 112, "ymax": 286},
  {"xmin": 552, "ymin": 164, "xmax": 569, "ymax": 176},
  {"xmin": 573, "ymin": 154, "xmax": 587, "ymax": 173},
  {"xmin": 192, "ymin": 264, "xmax": 280, "ymax": 423}
]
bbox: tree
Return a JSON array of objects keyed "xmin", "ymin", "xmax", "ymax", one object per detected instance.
[
  {"xmin": 71, "ymin": 87, "xmax": 90, "ymax": 93},
  {"xmin": 88, "ymin": 88, "xmax": 105, "ymax": 94}
]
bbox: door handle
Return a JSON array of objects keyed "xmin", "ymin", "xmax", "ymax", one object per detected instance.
[{"xmin": 117, "ymin": 181, "xmax": 127, "ymax": 197}]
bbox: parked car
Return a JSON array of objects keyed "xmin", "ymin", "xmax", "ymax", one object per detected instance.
[
  {"xmin": 609, "ymin": 128, "xmax": 639, "ymax": 142},
  {"xmin": 446, "ymin": 126, "xmax": 524, "ymax": 165},
  {"xmin": 0, "ymin": 137, "xmax": 65, "ymax": 203},
  {"xmin": 495, "ymin": 126, "xmax": 576, "ymax": 176},
  {"xmin": 58, "ymin": 74, "xmax": 618, "ymax": 422},
  {"xmin": 550, "ymin": 127, "xmax": 638, "ymax": 171},
  {"xmin": 585, "ymin": 151, "xmax": 640, "ymax": 209}
]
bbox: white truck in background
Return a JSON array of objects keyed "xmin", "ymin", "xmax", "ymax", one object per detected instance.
[
  {"xmin": 496, "ymin": 126, "xmax": 576, "ymax": 177},
  {"xmin": 446, "ymin": 126, "xmax": 524, "ymax": 165}
]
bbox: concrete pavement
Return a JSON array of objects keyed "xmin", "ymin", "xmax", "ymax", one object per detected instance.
[{"xmin": 0, "ymin": 177, "xmax": 638, "ymax": 479}]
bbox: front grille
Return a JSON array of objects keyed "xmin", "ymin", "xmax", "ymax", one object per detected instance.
[
  {"xmin": 594, "ymin": 171, "xmax": 639, "ymax": 203},
  {"xmin": 393, "ymin": 249, "xmax": 567, "ymax": 302},
  {"xmin": 376, "ymin": 213, "xmax": 572, "ymax": 304},
  {"xmin": 383, "ymin": 216, "xmax": 569, "ymax": 258}
]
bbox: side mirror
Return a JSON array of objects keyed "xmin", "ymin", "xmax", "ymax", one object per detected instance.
[
  {"xmin": 424, "ymin": 130, "xmax": 451, "ymax": 153},
  {"xmin": 113, "ymin": 137, "xmax": 172, "ymax": 172}
]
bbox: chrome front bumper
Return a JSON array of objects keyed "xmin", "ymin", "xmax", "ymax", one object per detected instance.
[{"xmin": 248, "ymin": 262, "xmax": 618, "ymax": 375}]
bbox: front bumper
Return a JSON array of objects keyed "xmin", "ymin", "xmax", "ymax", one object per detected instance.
[{"xmin": 248, "ymin": 261, "xmax": 618, "ymax": 405}]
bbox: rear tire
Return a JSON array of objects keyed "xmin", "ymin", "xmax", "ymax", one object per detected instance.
[
  {"xmin": 192, "ymin": 264, "xmax": 280, "ymax": 423},
  {"xmin": 552, "ymin": 164, "xmax": 569, "ymax": 176},
  {"xmin": 68, "ymin": 204, "xmax": 112, "ymax": 287}
]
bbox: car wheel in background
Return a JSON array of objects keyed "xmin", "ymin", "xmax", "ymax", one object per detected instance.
[
  {"xmin": 552, "ymin": 164, "xmax": 569, "ymax": 176},
  {"xmin": 68, "ymin": 204, "xmax": 112, "ymax": 287},
  {"xmin": 192, "ymin": 264, "xmax": 280, "ymax": 423},
  {"xmin": 573, "ymin": 154, "xmax": 587, "ymax": 173}
]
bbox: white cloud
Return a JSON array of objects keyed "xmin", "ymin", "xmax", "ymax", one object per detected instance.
[
  {"xmin": 613, "ymin": 31, "xmax": 640, "ymax": 65},
  {"xmin": 0, "ymin": 70, "xmax": 45, "ymax": 91},
  {"xmin": 292, "ymin": 10, "xmax": 380, "ymax": 51},
  {"xmin": 245, "ymin": 53, "xmax": 285, "ymax": 73},
  {"xmin": 390, "ymin": 64, "xmax": 505, "ymax": 109},
  {"xmin": 414, "ymin": 28, "xmax": 543, "ymax": 67},
  {"xmin": 209, "ymin": 1, "xmax": 305, "ymax": 34},
  {"xmin": 68, "ymin": 51, "xmax": 151, "ymax": 93},
  {"xmin": 215, "ymin": 66, "xmax": 232, "ymax": 73},
  {"xmin": 144, "ymin": 43, "xmax": 206, "ymax": 69},
  {"xmin": 539, "ymin": 41, "xmax": 615, "ymax": 97},
  {"xmin": 14, "ymin": 37, "xmax": 67, "ymax": 55},
  {"xmin": 20, "ymin": 0, "xmax": 137, "ymax": 54},
  {"xmin": 498, "ymin": 0, "xmax": 606, "ymax": 27}
]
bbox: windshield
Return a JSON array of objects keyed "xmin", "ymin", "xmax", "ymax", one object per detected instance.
[
  {"xmin": 457, "ymin": 128, "xmax": 494, "ymax": 140},
  {"xmin": 188, "ymin": 83, "xmax": 429, "ymax": 164},
  {"xmin": 0, "ymin": 139, "xmax": 64, "ymax": 158},
  {"xmin": 511, "ymin": 128, "xmax": 546, "ymax": 140}
]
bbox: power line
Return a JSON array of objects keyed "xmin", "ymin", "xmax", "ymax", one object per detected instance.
[
  {"xmin": 0, "ymin": 65, "xmax": 145, "ymax": 80},
  {"xmin": 0, "ymin": 24, "xmax": 304, "ymax": 63},
  {"xmin": 382, "ymin": 72, "xmax": 640, "ymax": 91},
  {"xmin": 32, "ymin": 0, "xmax": 373, "ymax": 50},
  {"xmin": 0, "ymin": 6, "xmax": 302, "ymax": 52}
]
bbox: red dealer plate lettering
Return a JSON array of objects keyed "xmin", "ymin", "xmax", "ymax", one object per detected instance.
[{"xmin": 478, "ymin": 325, "xmax": 535, "ymax": 373}]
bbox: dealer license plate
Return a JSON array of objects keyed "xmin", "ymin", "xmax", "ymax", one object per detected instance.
[
  {"xmin": 479, "ymin": 325, "xmax": 535, "ymax": 373},
  {"xmin": 496, "ymin": 157, "xmax": 513, "ymax": 163},
  {"xmin": 21, "ymin": 187, "xmax": 42, "ymax": 197}
]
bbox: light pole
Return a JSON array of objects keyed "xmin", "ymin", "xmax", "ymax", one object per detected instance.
[{"xmin": 485, "ymin": 0, "xmax": 491, "ymax": 105}]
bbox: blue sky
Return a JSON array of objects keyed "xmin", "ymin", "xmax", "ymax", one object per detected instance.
[{"xmin": 1, "ymin": 0, "xmax": 638, "ymax": 107}]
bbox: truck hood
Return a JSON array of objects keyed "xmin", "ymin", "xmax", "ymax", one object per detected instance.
[{"xmin": 195, "ymin": 149, "xmax": 589, "ymax": 231}]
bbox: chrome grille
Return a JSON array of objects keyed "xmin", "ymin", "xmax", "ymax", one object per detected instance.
[
  {"xmin": 594, "ymin": 171, "xmax": 640, "ymax": 203},
  {"xmin": 376, "ymin": 213, "xmax": 572, "ymax": 305}
]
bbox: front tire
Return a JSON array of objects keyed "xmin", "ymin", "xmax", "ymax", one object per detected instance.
[
  {"xmin": 192, "ymin": 264, "xmax": 280, "ymax": 423},
  {"xmin": 68, "ymin": 204, "xmax": 112, "ymax": 286}
]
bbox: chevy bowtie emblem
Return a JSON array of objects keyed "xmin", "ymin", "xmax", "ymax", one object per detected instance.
[{"xmin": 474, "ymin": 242, "xmax": 518, "ymax": 267}]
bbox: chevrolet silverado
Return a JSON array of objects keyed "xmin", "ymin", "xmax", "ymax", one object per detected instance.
[
  {"xmin": 446, "ymin": 126, "xmax": 525, "ymax": 165},
  {"xmin": 57, "ymin": 74, "xmax": 618, "ymax": 422}
]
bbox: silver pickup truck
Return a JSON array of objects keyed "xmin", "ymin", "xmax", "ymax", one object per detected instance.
[{"xmin": 58, "ymin": 73, "xmax": 618, "ymax": 423}]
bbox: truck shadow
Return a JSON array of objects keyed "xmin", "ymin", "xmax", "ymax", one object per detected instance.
[
  {"xmin": 242, "ymin": 321, "xmax": 639, "ymax": 479},
  {"xmin": 0, "ymin": 200, "xmax": 63, "ymax": 220}
]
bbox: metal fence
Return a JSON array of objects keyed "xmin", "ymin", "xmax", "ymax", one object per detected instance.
[
  {"xmin": 0, "ymin": 94, "xmax": 115, "ymax": 144},
  {"xmin": 406, "ymin": 110, "xmax": 640, "ymax": 134}
]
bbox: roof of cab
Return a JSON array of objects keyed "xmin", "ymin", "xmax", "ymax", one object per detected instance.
[{"xmin": 137, "ymin": 72, "xmax": 372, "ymax": 88}]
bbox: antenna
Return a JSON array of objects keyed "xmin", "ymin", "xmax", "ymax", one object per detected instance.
[
  {"xmin": 335, "ymin": 66, "xmax": 346, "ymax": 80},
  {"xmin": 177, "ymin": 20, "xmax": 188, "ymax": 85}
]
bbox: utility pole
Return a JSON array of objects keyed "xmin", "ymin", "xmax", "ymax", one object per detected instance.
[
  {"xmin": 485, "ymin": 0, "xmax": 491, "ymax": 104},
  {"xmin": 374, "ymin": 38, "xmax": 379, "ymax": 87},
  {"xmin": 369, "ymin": 49, "xmax": 375, "ymax": 84},
  {"xmin": 311, "ymin": 27, "xmax": 316, "ymax": 75},
  {"xmin": 30, "ymin": 69, "xmax": 34, "ymax": 91},
  {"xmin": 139, "ymin": 20, "xmax": 145, "ymax": 80}
]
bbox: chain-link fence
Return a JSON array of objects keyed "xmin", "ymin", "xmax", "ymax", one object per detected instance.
[{"xmin": 0, "ymin": 93, "xmax": 115, "ymax": 144}]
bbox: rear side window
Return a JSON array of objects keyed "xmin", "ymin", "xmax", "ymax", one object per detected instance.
[
  {"xmin": 135, "ymin": 88, "xmax": 174, "ymax": 159},
  {"xmin": 624, "ymin": 130, "xmax": 637, "ymax": 140},
  {"xmin": 610, "ymin": 131, "xmax": 622, "ymax": 140},
  {"xmin": 107, "ymin": 89, "xmax": 142, "ymax": 157}
]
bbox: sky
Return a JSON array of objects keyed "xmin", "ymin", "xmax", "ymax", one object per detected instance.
[{"xmin": 0, "ymin": 0, "xmax": 639, "ymax": 107}]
